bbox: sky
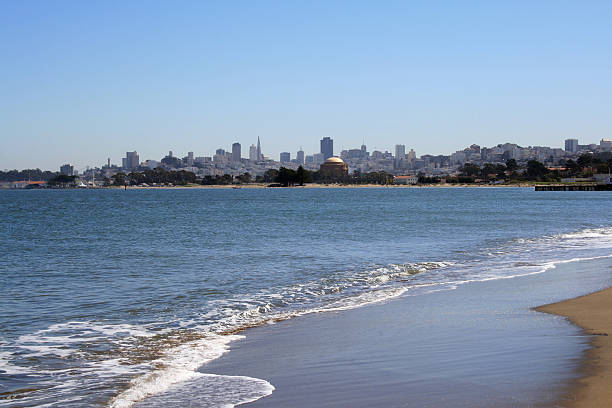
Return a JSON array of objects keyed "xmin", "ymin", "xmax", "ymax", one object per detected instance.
[{"xmin": 1, "ymin": 0, "xmax": 611, "ymax": 171}]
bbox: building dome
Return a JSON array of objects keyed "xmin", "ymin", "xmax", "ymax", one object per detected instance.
[
  {"xmin": 319, "ymin": 157, "xmax": 349, "ymax": 180},
  {"xmin": 324, "ymin": 157, "xmax": 345, "ymax": 164}
]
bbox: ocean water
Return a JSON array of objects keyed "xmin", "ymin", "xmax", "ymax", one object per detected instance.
[{"xmin": 1, "ymin": 187, "xmax": 611, "ymax": 407}]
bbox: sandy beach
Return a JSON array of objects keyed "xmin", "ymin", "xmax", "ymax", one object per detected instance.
[
  {"xmin": 536, "ymin": 287, "xmax": 612, "ymax": 408},
  {"xmin": 196, "ymin": 257, "xmax": 612, "ymax": 408}
]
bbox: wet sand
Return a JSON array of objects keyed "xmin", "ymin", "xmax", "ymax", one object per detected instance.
[
  {"xmin": 536, "ymin": 287, "xmax": 612, "ymax": 408},
  {"xmin": 198, "ymin": 258, "xmax": 612, "ymax": 408}
]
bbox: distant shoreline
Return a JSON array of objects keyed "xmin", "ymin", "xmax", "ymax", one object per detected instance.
[
  {"xmin": 535, "ymin": 287, "xmax": 612, "ymax": 407},
  {"xmin": 1, "ymin": 182, "xmax": 557, "ymax": 190},
  {"xmin": 100, "ymin": 183, "xmax": 537, "ymax": 189}
]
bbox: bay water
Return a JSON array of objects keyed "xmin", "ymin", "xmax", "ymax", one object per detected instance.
[{"xmin": 1, "ymin": 187, "xmax": 611, "ymax": 407}]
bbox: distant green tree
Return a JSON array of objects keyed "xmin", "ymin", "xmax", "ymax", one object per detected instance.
[
  {"xmin": 263, "ymin": 169, "xmax": 279, "ymax": 183},
  {"xmin": 0, "ymin": 169, "xmax": 58, "ymax": 182},
  {"xmin": 112, "ymin": 173, "xmax": 127, "ymax": 186},
  {"xmin": 564, "ymin": 159, "xmax": 578, "ymax": 175},
  {"xmin": 460, "ymin": 163, "xmax": 480, "ymax": 177},
  {"xmin": 505, "ymin": 159, "xmax": 518, "ymax": 172},
  {"xmin": 526, "ymin": 160, "xmax": 549, "ymax": 179},
  {"xmin": 480, "ymin": 163, "xmax": 500, "ymax": 180},
  {"xmin": 276, "ymin": 167, "xmax": 297, "ymax": 186},
  {"xmin": 495, "ymin": 164, "xmax": 507, "ymax": 179},
  {"xmin": 295, "ymin": 166, "xmax": 311, "ymax": 185},
  {"xmin": 48, "ymin": 174, "xmax": 76, "ymax": 186},
  {"xmin": 236, "ymin": 172, "xmax": 252, "ymax": 184},
  {"xmin": 577, "ymin": 154, "xmax": 593, "ymax": 169}
]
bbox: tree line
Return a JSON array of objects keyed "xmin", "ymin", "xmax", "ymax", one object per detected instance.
[
  {"xmin": 0, "ymin": 169, "xmax": 59, "ymax": 182},
  {"xmin": 451, "ymin": 153, "xmax": 612, "ymax": 183},
  {"xmin": 109, "ymin": 168, "xmax": 197, "ymax": 186}
]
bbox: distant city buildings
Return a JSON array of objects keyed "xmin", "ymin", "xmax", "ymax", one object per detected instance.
[
  {"xmin": 60, "ymin": 164, "xmax": 74, "ymax": 176},
  {"xmin": 181, "ymin": 152, "xmax": 195, "ymax": 166},
  {"xmin": 394, "ymin": 144, "xmax": 406, "ymax": 168},
  {"xmin": 249, "ymin": 144, "xmax": 258, "ymax": 161},
  {"xmin": 232, "ymin": 143, "xmax": 241, "ymax": 162},
  {"xmin": 320, "ymin": 137, "xmax": 333, "ymax": 160},
  {"xmin": 57, "ymin": 134, "xmax": 610, "ymax": 185},
  {"xmin": 296, "ymin": 149, "xmax": 305, "ymax": 165},
  {"xmin": 257, "ymin": 137, "xmax": 262, "ymax": 161},
  {"xmin": 565, "ymin": 138, "xmax": 578, "ymax": 153},
  {"xmin": 122, "ymin": 151, "xmax": 139, "ymax": 171}
]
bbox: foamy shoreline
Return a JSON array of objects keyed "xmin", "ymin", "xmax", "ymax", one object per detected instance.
[{"xmin": 536, "ymin": 287, "xmax": 612, "ymax": 408}]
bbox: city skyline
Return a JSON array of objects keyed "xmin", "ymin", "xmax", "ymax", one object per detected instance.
[
  {"xmin": 1, "ymin": 1, "xmax": 611, "ymax": 170},
  {"xmin": 4, "ymin": 134, "xmax": 612, "ymax": 174},
  {"xmin": 45, "ymin": 135, "xmax": 612, "ymax": 178}
]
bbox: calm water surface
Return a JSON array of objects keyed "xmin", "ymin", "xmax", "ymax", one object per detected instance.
[{"xmin": 1, "ymin": 188, "xmax": 611, "ymax": 406}]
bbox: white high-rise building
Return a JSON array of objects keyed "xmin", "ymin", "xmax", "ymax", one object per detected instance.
[
  {"xmin": 249, "ymin": 144, "xmax": 258, "ymax": 161},
  {"xmin": 407, "ymin": 149, "xmax": 416, "ymax": 162}
]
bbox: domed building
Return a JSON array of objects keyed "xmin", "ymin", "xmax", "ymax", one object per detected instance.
[{"xmin": 319, "ymin": 157, "xmax": 349, "ymax": 180}]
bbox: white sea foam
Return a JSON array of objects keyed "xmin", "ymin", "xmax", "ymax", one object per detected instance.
[
  {"xmin": 133, "ymin": 374, "xmax": 274, "ymax": 408},
  {"xmin": 108, "ymin": 334, "xmax": 242, "ymax": 408},
  {"xmin": 0, "ymin": 350, "xmax": 31, "ymax": 375}
]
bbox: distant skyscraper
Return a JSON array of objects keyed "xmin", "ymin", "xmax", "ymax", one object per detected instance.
[
  {"xmin": 407, "ymin": 148, "xmax": 416, "ymax": 162},
  {"xmin": 280, "ymin": 152, "xmax": 290, "ymax": 162},
  {"xmin": 565, "ymin": 139, "xmax": 578, "ymax": 153},
  {"xmin": 60, "ymin": 164, "xmax": 74, "ymax": 176},
  {"xmin": 296, "ymin": 148, "xmax": 305, "ymax": 165},
  {"xmin": 395, "ymin": 144, "xmax": 406, "ymax": 160},
  {"xmin": 257, "ymin": 137, "xmax": 262, "ymax": 160},
  {"xmin": 123, "ymin": 151, "xmax": 139, "ymax": 170},
  {"xmin": 249, "ymin": 144, "xmax": 258, "ymax": 161},
  {"xmin": 232, "ymin": 142, "xmax": 241, "ymax": 162},
  {"xmin": 184, "ymin": 151, "xmax": 194, "ymax": 166},
  {"xmin": 320, "ymin": 137, "xmax": 333, "ymax": 160},
  {"xmin": 168, "ymin": 150, "xmax": 173, "ymax": 158}
]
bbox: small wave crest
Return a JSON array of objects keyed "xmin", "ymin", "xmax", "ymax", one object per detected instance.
[{"xmin": 108, "ymin": 334, "xmax": 243, "ymax": 408}]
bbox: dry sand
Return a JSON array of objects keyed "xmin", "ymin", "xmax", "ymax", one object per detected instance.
[{"xmin": 536, "ymin": 287, "xmax": 612, "ymax": 408}]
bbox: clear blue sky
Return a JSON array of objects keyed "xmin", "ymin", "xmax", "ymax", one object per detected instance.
[{"xmin": 1, "ymin": 0, "xmax": 611, "ymax": 171}]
